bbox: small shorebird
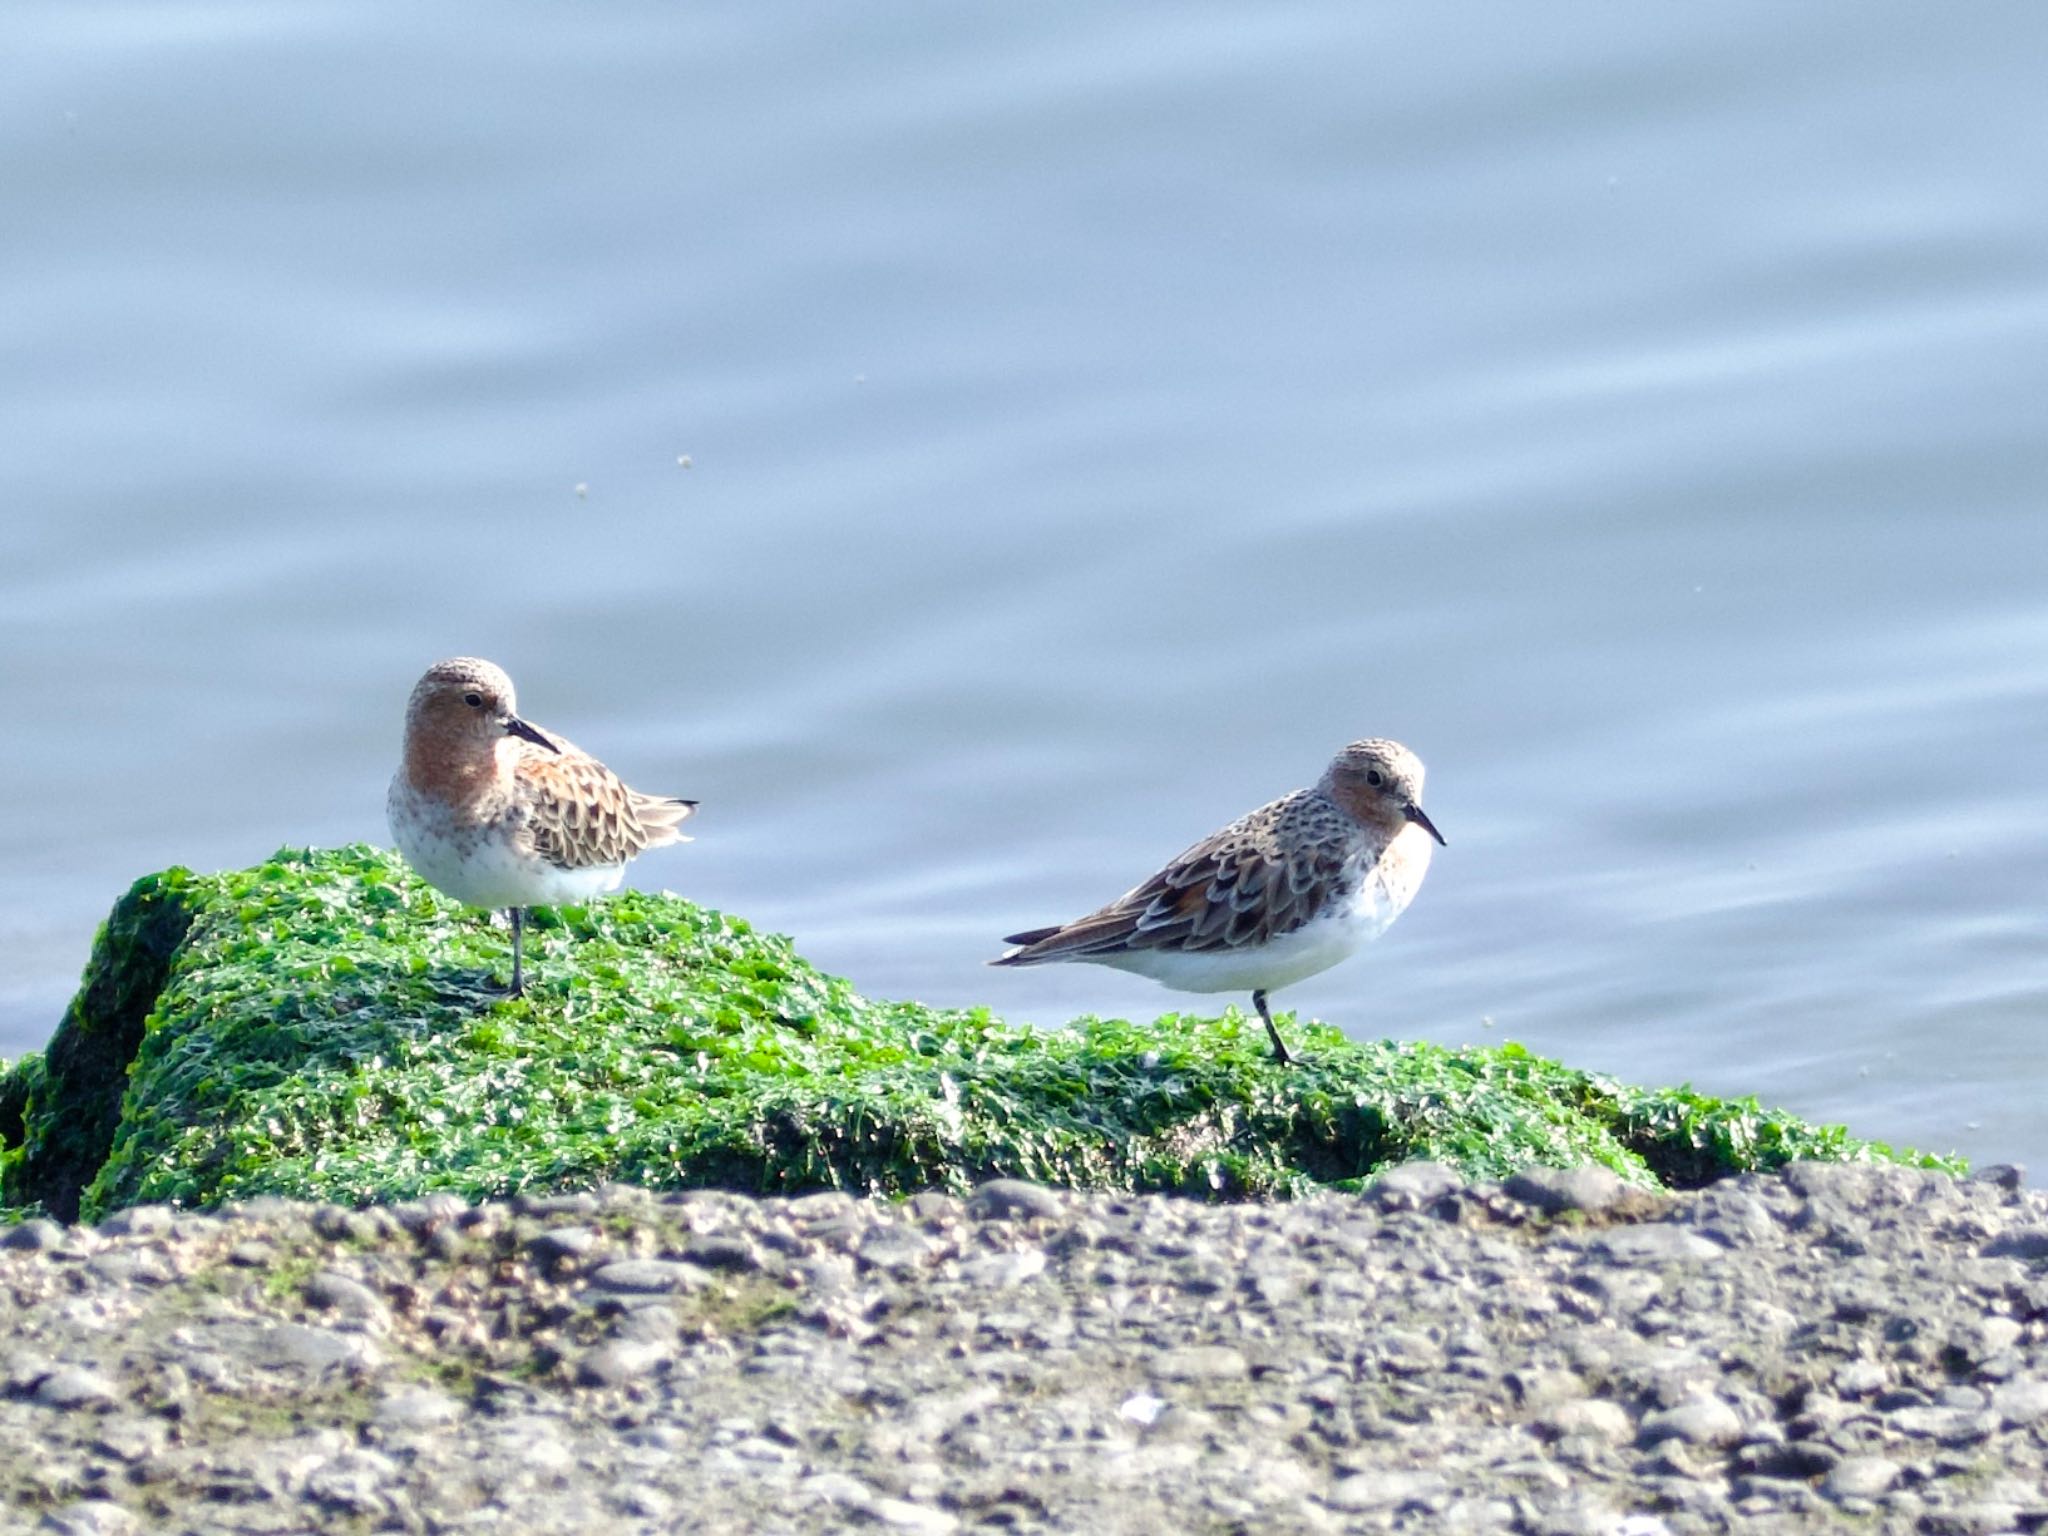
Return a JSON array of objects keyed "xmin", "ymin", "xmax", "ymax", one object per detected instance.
[
  {"xmin": 387, "ymin": 657, "xmax": 697, "ymax": 996},
  {"xmin": 991, "ymin": 738, "xmax": 1444, "ymax": 1064}
]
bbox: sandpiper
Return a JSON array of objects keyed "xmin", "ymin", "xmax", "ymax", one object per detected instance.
[
  {"xmin": 387, "ymin": 657, "xmax": 697, "ymax": 995},
  {"xmin": 991, "ymin": 738, "xmax": 1444, "ymax": 1063}
]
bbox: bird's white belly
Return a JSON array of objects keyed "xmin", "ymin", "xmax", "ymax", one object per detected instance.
[
  {"xmin": 1092, "ymin": 862, "xmax": 1419, "ymax": 996},
  {"xmin": 388, "ymin": 779, "xmax": 624, "ymax": 911}
]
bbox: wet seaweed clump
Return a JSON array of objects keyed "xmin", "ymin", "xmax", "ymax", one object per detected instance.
[{"xmin": 0, "ymin": 845, "xmax": 1959, "ymax": 1222}]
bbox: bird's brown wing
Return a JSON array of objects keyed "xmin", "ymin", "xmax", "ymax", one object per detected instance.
[
  {"xmin": 997, "ymin": 792, "xmax": 1350, "ymax": 962},
  {"xmin": 519, "ymin": 738, "xmax": 696, "ymax": 871}
]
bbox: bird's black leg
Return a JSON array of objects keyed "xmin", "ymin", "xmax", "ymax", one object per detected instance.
[
  {"xmin": 509, "ymin": 907, "xmax": 526, "ymax": 997},
  {"xmin": 1252, "ymin": 989, "xmax": 1294, "ymax": 1065}
]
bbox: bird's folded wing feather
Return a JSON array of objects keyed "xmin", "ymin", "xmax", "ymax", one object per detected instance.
[
  {"xmin": 1011, "ymin": 794, "xmax": 1349, "ymax": 959},
  {"xmin": 519, "ymin": 741, "xmax": 695, "ymax": 869}
]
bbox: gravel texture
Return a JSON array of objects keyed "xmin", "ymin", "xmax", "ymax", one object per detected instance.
[{"xmin": 4, "ymin": 1161, "xmax": 2047, "ymax": 1534}]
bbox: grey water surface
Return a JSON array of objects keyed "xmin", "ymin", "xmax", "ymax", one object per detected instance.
[{"xmin": 3, "ymin": 4, "xmax": 2045, "ymax": 1166}]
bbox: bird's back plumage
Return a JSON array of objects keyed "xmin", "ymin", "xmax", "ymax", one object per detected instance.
[
  {"xmin": 513, "ymin": 731, "xmax": 696, "ymax": 872},
  {"xmin": 993, "ymin": 788, "xmax": 1361, "ymax": 966}
]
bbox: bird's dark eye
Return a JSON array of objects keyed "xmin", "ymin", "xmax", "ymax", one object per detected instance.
[
  {"xmin": 463, "ymin": 692, "xmax": 484, "ymax": 708},
  {"xmin": 1366, "ymin": 769, "xmax": 1385, "ymax": 787}
]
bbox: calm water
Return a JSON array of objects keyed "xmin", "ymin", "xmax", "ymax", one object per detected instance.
[{"xmin": 4, "ymin": 5, "xmax": 2045, "ymax": 1167}]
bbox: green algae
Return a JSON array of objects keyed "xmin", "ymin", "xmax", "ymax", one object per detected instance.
[{"xmin": 1, "ymin": 845, "xmax": 1959, "ymax": 1221}]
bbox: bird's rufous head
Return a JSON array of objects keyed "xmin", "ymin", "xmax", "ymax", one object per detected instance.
[
  {"xmin": 400, "ymin": 657, "xmax": 561, "ymax": 765},
  {"xmin": 1322, "ymin": 737, "xmax": 1444, "ymax": 846}
]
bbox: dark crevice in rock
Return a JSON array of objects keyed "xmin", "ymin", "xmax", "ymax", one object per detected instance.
[
  {"xmin": 5, "ymin": 875, "xmax": 193, "ymax": 1221},
  {"xmin": 0, "ymin": 1057, "xmax": 31, "ymax": 1151}
]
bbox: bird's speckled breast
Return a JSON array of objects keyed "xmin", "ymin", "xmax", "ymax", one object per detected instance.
[
  {"xmin": 387, "ymin": 774, "xmax": 623, "ymax": 911},
  {"xmin": 1355, "ymin": 820, "xmax": 1436, "ymax": 936}
]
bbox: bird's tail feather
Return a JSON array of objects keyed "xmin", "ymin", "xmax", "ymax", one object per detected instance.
[
  {"xmin": 989, "ymin": 924, "xmax": 1064, "ymax": 966},
  {"xmin": 638, "ymin": 795, "xmax": 699, "ymax": 847}
]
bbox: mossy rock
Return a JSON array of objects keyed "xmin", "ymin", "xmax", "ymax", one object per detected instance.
[{"xmin": 0, "ymin": 845, "xmax": 1958, "ymax": 1222}]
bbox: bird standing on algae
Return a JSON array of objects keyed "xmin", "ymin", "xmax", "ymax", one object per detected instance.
[
  {"xmin": 387, "ymin": 657, "xmax": 697, "ymax": 995},
  {"xmin": 994, "ymin": 738, "xmax": 1444, "ymax": 1063}
]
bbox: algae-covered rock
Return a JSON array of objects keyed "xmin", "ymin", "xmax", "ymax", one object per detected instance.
[{"xmin": 0, "ymin": 845, "xmax": 1957, "ymax": 1221}]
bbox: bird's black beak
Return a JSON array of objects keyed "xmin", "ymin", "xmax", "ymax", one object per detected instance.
[
  {"xmin": 1404, "ymin": 803, "xmax": 1447, "ymax": 847},
  {"xmin": 503, "ymin": 715, "xmax": 561, "ymax": 753}
]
